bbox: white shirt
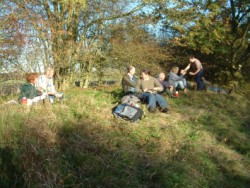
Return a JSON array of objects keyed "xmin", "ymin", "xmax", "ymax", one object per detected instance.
[{"xmin": 37, "ymin": 75, "xmax": 56, "ymax": 93}]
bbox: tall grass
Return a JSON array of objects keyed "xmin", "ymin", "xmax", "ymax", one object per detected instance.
[{"xmin": 0, "ymin": 86, "xmax": 250, "ymax": 187}]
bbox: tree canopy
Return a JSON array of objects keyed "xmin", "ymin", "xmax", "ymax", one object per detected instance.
[{"xmin": 1, "ymin": 0, "xmax": 249, "ymax": 87}]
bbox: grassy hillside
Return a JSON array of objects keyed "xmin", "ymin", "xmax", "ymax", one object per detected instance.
[{"xmin": 0, "ymin": 86, "xmax": 250, "ymax": 187}]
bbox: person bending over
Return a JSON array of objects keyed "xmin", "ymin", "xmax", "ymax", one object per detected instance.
[{"xmin": 184, "ymin": 55, "xmax": 205, "ymax": 90}]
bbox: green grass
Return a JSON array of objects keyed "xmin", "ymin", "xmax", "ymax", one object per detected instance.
[{"xmin": 0, "ymin": 86, "xmax": 250, "ymax": 187}]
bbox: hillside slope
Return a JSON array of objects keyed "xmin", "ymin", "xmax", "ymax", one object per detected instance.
[{"xmin": 0, "ymin": 86, "xmax": 250, "ymax": 187}]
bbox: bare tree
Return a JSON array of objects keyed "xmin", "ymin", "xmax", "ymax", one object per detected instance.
[{"xmin": 7, "ymin": 0, "xmax": 147, "ymax": 89}]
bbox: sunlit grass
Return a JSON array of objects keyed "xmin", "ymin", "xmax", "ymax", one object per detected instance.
[{"xmin": 0, "ymin": 85, "xmax": 250, "ymax": 187}]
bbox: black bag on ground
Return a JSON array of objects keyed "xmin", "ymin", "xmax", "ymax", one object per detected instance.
[{"xmin": 113, "ymin": 103, "xmax": 144, "ymax": 122}]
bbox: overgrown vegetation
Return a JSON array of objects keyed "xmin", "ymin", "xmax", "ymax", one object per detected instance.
[
  {"xmin": 0, "ymin": 85, "xmax": 249, "ymax": 187},
  {"xmin": 1, "ymin": 1, "xmax": 249, "ymax": 89}
]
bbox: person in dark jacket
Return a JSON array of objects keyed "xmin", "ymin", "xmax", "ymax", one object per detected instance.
[
  {"xmin": 157, "ymin": 72, "xmax": 174, "ymax": 97},
  {"xmin": 121, "ymin": 65, "xmax": 137, "ymax": 95},
  {"xmin": 18, "ymin": 73, "xmax": 46, "ymax": 105}
]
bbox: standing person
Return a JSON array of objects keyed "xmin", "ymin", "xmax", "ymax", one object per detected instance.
[
  {"xmin": 37, "ymin": 67, "xmax": 63, "ymax": 103},
  {"xmin": 157, "ymin": 72, "xmax": 174, "ymax": 97},
  {"xmin": 168, "ymin": 67, "xmax": 187, "ymax": 92},
  {"xmin": 184, "ymin": 55, "xmax": 205, "ymax": 90},
  {"xmin": 18, "ymin": 73, "xmax": 46, "ymax": 106},
  {"xmin": 136, "ymin": 69, "xmax": 169, "ymax": 113},
  {"xmin": 121, "ymin": 65, "xmax": 136, "ymax": 95}
]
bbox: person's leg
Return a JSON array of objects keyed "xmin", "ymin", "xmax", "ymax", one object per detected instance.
[
  {"xmin": 212, "ymin": 85, "xmax": 232, "ymax": 94},
  {"xmin": 31, "ymin": 95, "xmax": 46, "ymax": 103},
  {"xmin": 154, "ymin": 94, "xmax": 168, "ymax": 109},
  {"xmin": 147, "ymin": 94, "xmax": 157, "ymax": 110},
  {"xmin": 182, "ymin": 78, "xmax": 187, "ymax": 87},
  {"xmin": 176, "ymin": 81, "xmax": 185, "ymax": 90},
  {"xmin": 55, "ymin": 92, "xmax": 64, "ymax": 101},
  {"xmin": 138, "ymin": 93, "xmax": 156, "ymax": 111},
  {"xmin": 48, "ymin": 95, "xmax": 55, "ymax": 103},
  {"xmin": 138, "ymin": 93, "xmax": 149, "ymax": 103},
  {"xmin": 218, "ymin": 87, "xmax": 227, "ymax": 94},
  {"xmin": 164, "ymin": 89, "xmax": 174, "ymax": 97},
  {"xmin": 195, "ymin": 69, "xmax": 205, "ymax": 90},
  {"xmin": 208, "ymin": 85, "xmax": 220, "ymax": 93}
]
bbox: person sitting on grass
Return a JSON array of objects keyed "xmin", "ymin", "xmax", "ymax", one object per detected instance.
[
  {"xmin": 37, "ymin": 67, "xmax": 63, "ymax": 103},
  {"xmin": 136, "ymin": 69, "xmax": 169, "ymax": 113},
  {"xmin": 157, "ymin": 72, "xmax": 175, "ymax": 98},
  {"xmin": 121, "ymin": 65, "xmax": 137, "ymax": 95},
  {"xmin": 168, "ymin": 66, "xmax": 187, "ymax": 93},
  {"xmin": 18, "ymin": 73, "xmax": 46, "ymax": 106}
]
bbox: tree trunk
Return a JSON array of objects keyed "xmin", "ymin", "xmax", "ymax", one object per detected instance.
[
  {"xmin": 81, "ymin": 60, "xmax": 93, "ymax": 88},
  {"xmin": 83, "ymin": 73, "xmax": 90, "ymax": 88}
]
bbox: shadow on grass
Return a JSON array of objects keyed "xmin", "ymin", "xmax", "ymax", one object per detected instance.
[
  {"xmin": 55, "ymin": 121, "xmax": 162, "ymax": 187},
  {"xmin": 0, "ymin": 147, "xmax": 24, "ymax": 187},
  {"xmin": 174, "ymin": 91, "xmax": 250, "ymax": 155},
  {"xmin": 54, "ymin": 120, "xmax": 250, "ymax": 187},
  {"xmin": 1, "ymin": 89, "xmax": 250, "ymax": 187},
  {"xmin": 1, "ymin": 117, "xmax": 250, "ymax": 187},
  {"xmin": 198, "ymin": 103, "xmax": 250, "ymax": 155}
]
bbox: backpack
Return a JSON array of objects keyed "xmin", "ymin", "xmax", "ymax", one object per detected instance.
[
  {"xmin": 120, "ymin": 94, "xmax": 141, "ymax": 107},
  {"xmin": 113, "ymin": 103, "xmax": 144, "ymax": 122}
]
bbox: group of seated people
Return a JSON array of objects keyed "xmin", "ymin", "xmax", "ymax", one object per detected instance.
[
  {"xmin": 158, "ymin": 66, "xmax": 189, "ymax": 97},
  {"xmin": 122, "ymin": 66, "xmax": 189, "ymax": 113},
  {"xmin": 122, "ymin": 63, "xmax": 233, "ymax": 113},
  {"xmin": 18, "ymin": 67, "xmax": 63, "ymax": 106},
  {"xmin": 17, "ymin": 61, "xmax": 231, "ymax": 111}
]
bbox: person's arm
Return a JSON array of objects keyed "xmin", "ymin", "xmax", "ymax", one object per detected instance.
[
  {"xmin": 190, "ymin": 68, "xmax": 201, "ymax": 75},
  {"xmin": 184, "ymin": 63, "xmax": 191, "ymax": 71},
  {"xmin": 35, "ymin": 88, "xmax": 42, "ymax": 96},
  {"xmin": 180, "ymin": 69, "xmax": 187, "ymax": 75},
  {"xmin": 169, "ymin": 72, "xmax": 184, "ymax": 82},
  {"xmin": 159, "ymin": 80, "xmax": 171, "ymax": 89},
  {"xmin": 122, "ymin": 75, "xmax": 136, "ymax": 88},
  {"xmin": 135, "ymin": 79, "xmax": 143, "ymax": 93},
  {"xmin": 152, "ymin": 78, "xmax": 164, "ymax": 92}
]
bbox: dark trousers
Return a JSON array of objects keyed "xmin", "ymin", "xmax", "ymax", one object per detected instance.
[{"xmin": 194, "ymin": 68, "xmax": 205, "ymax": 90}]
